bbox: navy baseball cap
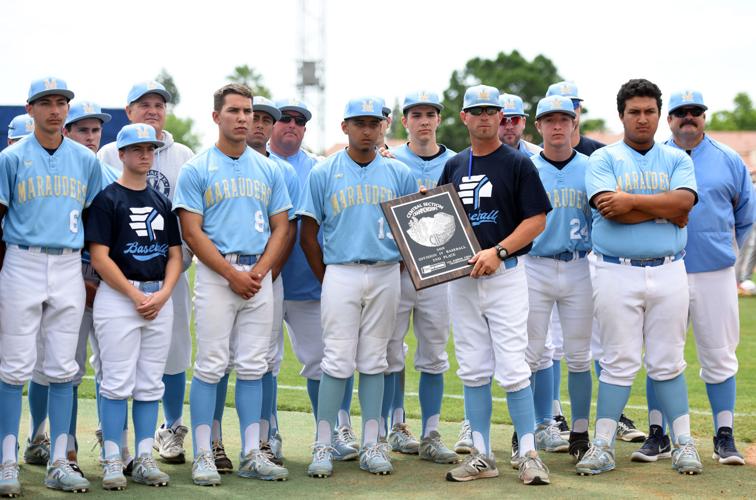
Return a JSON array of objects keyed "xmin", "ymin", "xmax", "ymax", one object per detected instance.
[
  {"xmin": 27, "ymin": 76, "xmax": 74, "ymax": 103},
  {"xmin": 127, "ymin": 81, "xmax": 172, "ymax": 105},
  {"xmin": 344, "ymin": 97, "xmax": 387, "ymax": 120},
  {"xmin": 546, "ymin": 81, "xmax": 583, "ymax": 102},
  {"xmin": 275, "ymin": 98, "xmax": 312, "ymax": 122},
  {"xmin": 65, "ymin": 101, "xmax": 112, "ymax": 126},
  {"xmin": 462, "ymin": 85, "xmax": 501, "ymax": 111},
  {"xmin": 7, "ymin": 114, "xmax": 34, "ymax": 139},
  {"xmin": 116, "ymin": 123, "xmax": 164, "ymax": 149},
  {"xmin": 499, "ymin": 93, "xmax": 527, "ymax": 117},
  {"xmin": 536, "ymin": 96, "xmax": 576, "ymax": 120},
  {"xmin": 403, "ymin": 91, "xmax": 444, "ymax": 113},
  {"xmin": 668, "ymin": 90, "xmax": 707, "ymax": 113},
  {"xmin": 253, "ymin": 96, "xmax": 282, "ymax": 121}
]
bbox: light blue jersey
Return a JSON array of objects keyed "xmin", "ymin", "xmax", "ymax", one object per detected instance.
[
  {"xmin": 256, "ymin": 150, "xmax": 299, "ymax": 221},
  {"xmin": 297, "ymin": 149, "xmax": 417, "ymax": 264},
  {"xmin": 270, "ymin": 148, "xmax": 322, "ymax": 300},
  {"xmin": 390, "ymin": 143, "xmax": 455, "ymax": 190},
  {"xmin": 586, "ymin": 141, "xmax": 697, "ymax": 259},
  {"xmin": 0, "ymin": 135, "xmax": 102, "ymax": 249},
  {"xmin": 530, "ymin": 152, "xmax": 592, "ymax": 256},
  {"xmin": 100, "ymin": 160, "xmax": 120, "ymax": 189},
  {"xmin": 173, "ymin": 145, "xmax": 291, "ymax": 255},
  {"xmin": 666, "ymin": 134, "xmax": 756, "ymax": 273}
]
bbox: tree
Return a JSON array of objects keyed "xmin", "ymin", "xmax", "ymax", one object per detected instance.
[
  {"xmin": 387, "ymin": 99, "xmax": 407, "ymax": 141},
  {"xmin": 155, "ymin": 69, "xmax": 201, "ymax": 151},
  {"xmin": 227, "ymin": 65, "xmax": 271, "ymax": 98},
  {"xmin": 709, "ymin": 93, "xmax": 756, "ymax": 131},
  {"xmin": 156, "ymin": 68, "xmax": 180, "ymax": 107},
  {"xmin": 437, "ymin": 51, "xmax": 561, "ymax": 152},
  {"xmin": 581, "ymin": 118, "xmax": 607, "ymax": 133}
]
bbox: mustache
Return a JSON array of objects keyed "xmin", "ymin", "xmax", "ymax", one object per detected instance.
[{"xmin": 681, "ymin": 120, "xmax": 698, "ymax": 126}]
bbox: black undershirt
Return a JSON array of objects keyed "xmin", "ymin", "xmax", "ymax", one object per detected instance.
[
  {"xmin": 539, "ymin": 150, "xmax": 576, "ymax": 170},
  {"xmin": 355, "ymin": 161, "xmax": 371, "ymax": 168},
  {"xmin": 629, "ymin": 145, "xmax": 654, "ymax": 156},
  {"xmin": 415, "ymin": 144, "xmax": 447, "ymax": 162},
  {"xmin": 44, "ymin": 146, "xmax": 58, "ymax": 156}
]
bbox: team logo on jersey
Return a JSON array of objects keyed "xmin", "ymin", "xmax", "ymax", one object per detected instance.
[
  {"xmin": 147, "ymin": 170, "xmax": 171, "ymax": 197},
  {"xmin": 23, "ymin": 160, "xmax": 32, "ymax": 168},
  {"xmin": 125, "ymin": 206, "xmax": 169, "ymax": 261},
  {"xmin": 458, "ymin": 175, "xmax": 498, "ymax": 226}
]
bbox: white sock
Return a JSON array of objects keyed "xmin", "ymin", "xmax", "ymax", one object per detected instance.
[
  {"xmin": 242, "ymin": 423, "xmax": 260, "ymax": 455},
  {"xmin": 595, "ymin": 418, "xmax": 617, "ymax": 444},
  {"xmin": 424, "ymin": 414, "xmax": 440, "ymax": 438},
  {"xmin": 212, "ymin": 420, "xmax": 222, "ymax": 442},
  {"xmin": 391, "ymin": 408, "xmax": 404, "ymax": 426},
  {"xmin": 316, "ymin": 420, "xmax": 332, "ymax": 445},
  {"xmin": 2, "ymin": 435, "xmax": 17, "ymax": 463},
  {"xmin": 52, "ymin": 434, "xmax": 68, "ymax": 462},
  {"xmin": 137, "ymin": 438, "xmax": 153, "ymax": 457},
  {"xmin": 363, "ymin": 419, "xmax": 379, "ymax": 446},
  {"xmin": 471, "ymin": 431, "xmax": 486, "ymax": 456},
  {"xmin": 379, "ymin": 417, "xmax": 387, "ymax": 438},
  {"xmin": 716, "ymin": 410, "xmax": 733, "ymax": 430},
  {"xmin": 519, "ymin": 433, "xmax": 535, "ymax": 456},
  {"xmin": 194, "ymin": 424, "xmax": 212, "ymax": 453},
  {"xmin": 552, "ymin": 400, "xmax": 562, "ymax": 416},
  {"xmin": 103, "ymin": 440, "xmax": 120, "ymax": 458},
  {"xmin": 66, "ymin": 433, "xmax": 76, "ymax": 453},
  {"xmin": 337, "ymin": 410, "xmax": 350, "ymax": 428},
  {"xmin": 648, "ymin": 409, "xmax": 663, "ymax": 427},
  {"xmin": 260, "ymin": 419, "xmax": 270, "ymax": 444},
  {"xmin": 671, "ymin": 414, "xmax": 691, "ymax": 444},
  {"xmin": 572, "ymin": 418, "xmax": 589, "ymax": 434}
]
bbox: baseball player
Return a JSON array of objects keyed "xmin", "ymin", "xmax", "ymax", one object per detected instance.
[
  {"xmin": 545, "ymin": 81, "xmax": 605, "ymax": 156},
  {"xmin": 382, "ymin": 91, "xmax": 458, "ymax": 463},
  {"xmin": 497, "ymin": 93, "xmax": 542, "ymax": 156},
  {"xmin": 633, "ymin": 90, "xmax": 755, "ymax": 465},
  {"xmin": 270, "ymin": 99, "xmax": 359, "ymax": 452},
  {"xmin": 441, "ymin": 85, "xmax": 551, "ymax": 485},
  {"xmin": 174, "ymin": 83, "xmax": 291, "ymax": 485},
  {"xmin": 98, "ymin": 81, "xmax": 194, "ymax": 465},
  {"xmin": 6, "ymin": 114, "xmax": 34, "ymax": 145},
  {"xmin": 0, "ymin": 77, "xmax": 102, "ymax": 495},
  {"xmin": 298, "ymin": 96, "xmax": 416, "ymax": 478},
  {"xmin": 521, "ymin": 96, "xmax": 593, "ymax": 463},
  {"xmin": 576, "ymin": 78, "xmax": 702, "ymax": 476},
  {"xmin": 87, "ymin": 123, "xmax": 183, "ymax": 490}
]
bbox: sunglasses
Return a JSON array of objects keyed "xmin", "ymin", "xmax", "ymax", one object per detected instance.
[
  {"xmin": 279, "ymin": 115, "xmax": 307, "ymax": 126},
  {"xmin": 466, "ymin": 107, "xmax": 499, "ymax": 116},
  {"xmin": 500, "ymin": 116, "xmax": 523, "ymax": 126},
  {"xmin": 670, "ymin": 107, "xmax": 705, "ymax": 119}
]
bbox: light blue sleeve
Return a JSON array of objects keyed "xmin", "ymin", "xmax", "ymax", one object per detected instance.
[
  {"xmin": 84, "ymin": 155, "xmax": 103, "ymax": 207},
  {"xmin": 401, "ymin": 163, "xmax": 418, "ymax": 196},
  {"xmin": 586, "ymin": 150, "xmax": 616, "ymax": 205},
  {"xmin": 0, "ymin": 152, "xmax": 12, "ymax": 207},
  {"xmin": 173, "ymin": 164, "xmax": 205, "ymax": 215},
  {"xmin": 296, "ymin": 166, "xmax": 325, "ymax": 224},
  {"xmin": 267, "ymin": 165, "xmax": 292, "ymax": 217},
  {"xmin": 283, "ymin": 163, "xmax": 300, "ymax": 220},
  {"xmin": 734, "ymin": 157, "xmax": 756, "ymax": 248},
  {"xmin": 669, "ymin": 152, "xmax": 697, "ymax": 194}
]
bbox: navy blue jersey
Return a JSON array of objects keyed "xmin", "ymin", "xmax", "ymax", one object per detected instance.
[
  {"xmin": 439, "ymin": 145, "xmax": 551, "ymax": 254},
  {"xmin": 85, "ymin": 182, "xmax": 182, "ymax": 282},
  {"xmin": 574, "ymin": 135, "xmax": 605, "ymax": 156}
]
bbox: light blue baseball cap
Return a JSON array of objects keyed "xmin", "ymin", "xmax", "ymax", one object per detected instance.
[
  {"xmin": 27, "ymin": 76, "xmax": 74, "ymax": 103},
  {"xmin": 536, "ymin": 95, "xmax": 577, "ymax": 120},
  {"xmin": 668, "ymin": 90, "xmax": 707, "ymax": 113},
  {"xmin": 65, "ymin": 101, "xmax": 112, "ymax": 126},
  {"xmin": 275, "ymin": 98, "xmax": 312, "ymax": 121},
  {"xmin": 127, "ymin": 81, "xmax": 172, "ymax": 105},
  {"xmin": 499, "ymin": 93, "xmax": 527, "ymax": 117},
  {"xmin": 7, "ymin": 114, "xmax": 34, "ymax": 139},
  {"xmin": 462, "ymin": 85, "xmax": 501, "ymax": 111},
  {"xmin": 253, "ymin": 96, "xmax": 282, "ymax": 121},
  {"xmin": 403, "ymin": 91, "xmax": 444, "ymax": 113},
  {"xmin": 116, "ymin": 123, "xmax": 165, "ymax": 150},
  {"xmin": 343, "ymin": 96, "xmax": 387, "ymax": 120},
  {"xmin": 546, "ymin": 81, "xmax": 583, "ymax": 101}
]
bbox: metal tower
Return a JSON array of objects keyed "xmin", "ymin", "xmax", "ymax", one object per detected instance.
[{"xmin": 297, "ymin": 0, "xmax": 326, "ymax": 154}]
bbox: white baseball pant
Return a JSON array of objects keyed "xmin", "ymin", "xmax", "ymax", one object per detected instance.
[
  {"xmin": 284, "ymin": 300, "xmax": 324, "ymax": 380},
  {"xmin": 163, "ymin": 272, "xmax": 192, "ymax": 374}
]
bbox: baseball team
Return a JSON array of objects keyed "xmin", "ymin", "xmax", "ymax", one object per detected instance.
[{"xmin": 0, "ymin": 73, "xmax": 751, "ymax": 496}]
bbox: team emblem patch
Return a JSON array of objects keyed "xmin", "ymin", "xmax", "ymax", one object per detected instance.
[
  {"xmin": 43, "ymin": 78, "xmax": 58, "ymax": 90},
  {"xmin": 147, "ymin": 170, "xmax": 171, "ymax": 197},
  {"xmin": 362, "ymin": 100, "xmax": 375, "ymax": 112},
  {"xmin": 478, "ymin": 89, "xmax": 490, "ymax": 100},
  {"xmin": 682, "ymin": 91, "xmax": 694, "ymax": 102},
  {"xmin": 406, "ymin": 202, "xmax": 456, "ymax": 247},
  {"xmin": 129, "ymin": 206, "xmax": 164, "ymax": 240}
]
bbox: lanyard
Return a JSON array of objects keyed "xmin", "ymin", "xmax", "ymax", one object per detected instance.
[{"xmin": 467, "ymin": 149, "xmax": 474, "ymax": 178}]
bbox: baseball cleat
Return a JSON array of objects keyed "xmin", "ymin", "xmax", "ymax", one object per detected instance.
[
  {"xmin": 260, "ymin": 441, "xmax": 283, "ymax": 466},
  {"xmin": 237, "ymin": 450, "xmax": 288, "ymax": 481},
  {"xmin": 123, "ymin": 457, "xmax": 134, "ymax": 476},
  {"xmin": 445, "ymin": 448, "xmax": 499, "ymax": 482},
  {"xmin": 101, "ymin": 455, "xmax": 127, "ymax": 491},
  {"xmin": 631, "ymin": 425, "xmax": 671, "ymax": 462},
  {"xmin": 359, "ymin": 443, "xmax": 393, "ymax": 475},
  {"xmin": 672, "ymin": 436, "xmax": 703, "ymax": 475},
  {"xmin": 712, "ymin": 427, "xmax": 745, "ymax": 465},
  {"xmin": 23, "ymin": 435, "xmax": 50, "ymax": 465},
  {"xmin": 518, "ymin": 450, "xmax": 550, "ymax": 485},
  {"xmin": 575, "ymin": 439, "xmax": 615, "ymax": 475},
  {"xmin": 535, "ymin": 423, "xmax": 569, "ymax": 453},
  {"xmin": 0, "ymin": 461, "xmax": 21, "ymax": 498},
  {"xmin": 568, "ymin": 431, "xmax": 590, "ymax": 464},
  {"xmin": 45, "ymin": 458, "xmax": 91, "ymax": 492},
  {"xmin": 336, "ymin": 425, "xmax": 360, "ymax": 450},
  {"xmin": 616, "ymin": 414, "xmax": 646, "ymax": 443},
  {"xmin": 388, "ymin": 423, "xmax": 419, "ymax": 454},
  {"xmin": 132, "ymin": 454, "xmax": 170, "ymax": 487},
  {"xmin": 454, "ymin": 420, "xmax": 473, "ymax": 454},
  {"xmin": 307, "ymin": 444, "xmax": 334, "ymax": 478},
  {"xmin": 419, "ymin": 431, "xmax": 459, "ymax": 464},
  {"xmin": 554, "ymin": 414, "xmax": 570, "ymax": 438},
  {"xmin": 269, "ymin": 431, "xmax": 284, "ymax": 463},
  {"xmin": 510, "ymin": 431, "xmax": 520, "ymax": 469},
  {"xmin": 332, "ymin": 430, "xmax": 359, "ymax": 461},
  {"xmin": 192, "ymin": 451, "xmax": 221, "ymax": 486},
  {"xmin": 68, "ymin": 461, "xmax": 85, "ymax": 478},
  {"xmin": 213, "ymin": 440, "xmax": 234, "ymax": 473},
  {"xmin": 154, "ymin": 424, "xmax": 188, "ymax": 464}
]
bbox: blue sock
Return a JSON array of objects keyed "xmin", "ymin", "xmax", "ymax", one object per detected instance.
[
  {"xmin": 594, "ymin": 360, "xmax": 602, "ymax": 378},
  {"xmin": 646, "ymin": 375, "xmax": 667, "ymax": 431},
  {"xmin": 651, "ymin": 374, "xmax": 690, "ymax": 440},
  {"xmin": 596, "ymin": 382, "xmax": 632, "ymax": 444},
  {"xmin": 380, "ymin": 372, "xmax": 396, "ymax": 435},
  {"xmin": 508, "ymin": 386, "xmax": 536, "ymax": 453},
  {"xmin": 419, "ymin": 372, "xmax": 443, "ymax": 438},
  {"xmin": 48, "ymin": 382, "xmax": 73, "ymax": 460},
  {"xmin": 271, "ymin": 376, "xmax": 279, "ymax": 434},
  {"xmin": 213, "ymin": 373, "xmax": 230, "ymax": 440},
  {"xmin": 340, "ymin": 375, "xmax": 354, "ymax": 414},
  {"xmin": 69, "ymin": 385, "xmax": 79, "ymax": 438},
  {"xmin": 101, "ymin": 397, "xmax": 127, "ymax": 457},
  {"xmin": 567, "ymin": 370, "xmax": 592, "ymax": 426},
  {"xmin": 358, "ymin": 373, "xmax": 384, "ymax": 445},
  {"xmin": 132, "ymin": 400, "xmax": 158, "ymax": 455},
  {"xmin": 28, "ymin": 380, "xmax": 48, "ymax": 439},
  {"xmin": 316, "ymin": 374, "xmax": 347, "ymax": 443},
  {"xmin": 552, "ymin": 359, "xmax": 562, "ymax": 402},
  {"xmin": 235, "ymin": 379, "xmax": 262, "ymax": 454},
  {"xmin": 391, "ymin": 369, "xmax": 405, "ymax": 425},
  {"xmin": 706, "ymin": 376, "xmax": 736, "ymax": 433},
  {"xmin": 189, "ymin": 377, "xmax": 217, "ymax": 456},
  {"xmin": 260, "ymin": 372, "xmax": 274, "ymax": 441},
  {"xmin": 532, "ymin": 367, "xmax": 553, "ymax": 425},
  {"xmin": 95, "ymin": 380, "xmax": 102, "ymax": 425},
  {"xmin": 161, "ymin": 372, "xmax": 186, "ymax": 428},
  {"xmin": 0, "ymin": 382, "xmax": 23, "ymax": 462},
  {"xmin": 306, "ymin": 378, "xmax": 320, "ymax": 417},
  {"xmin": 464, "ymin": 383, "xmax": 492, "ymax": 455}
]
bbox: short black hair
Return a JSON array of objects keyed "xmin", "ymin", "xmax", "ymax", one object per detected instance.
[{"xmin": 616, "ymin": 79, "xmax": 662, "ymax": 116}]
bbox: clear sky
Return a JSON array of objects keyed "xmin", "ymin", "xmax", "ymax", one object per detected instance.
[{"xmin": 2, "ymin": 0, "xmax": 754, "ymax": 152}]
